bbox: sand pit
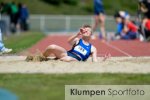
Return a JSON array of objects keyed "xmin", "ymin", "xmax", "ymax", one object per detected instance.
[{"xmin": 0, "ymin": 56, "xmax": 150, "ymax": 74}]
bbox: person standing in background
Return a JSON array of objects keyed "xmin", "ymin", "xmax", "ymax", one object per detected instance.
[
  {"xmin": 9, "ymin": 2, "xmax": 19, "ymax": 33},
  {"xmin": 18, "ymin": 3, "xmax": 29, "ymax": 31},
  {"xmin": 1, "ymin": 2, "xmax": 19, "ymax": 33},
  {"xmin": 138, "ymin": 0, "xmax": 150, "ymax": 41},
  {"xmin": 0, "ymin": 28, "xmax": 12, "ymax": 54},
  {"xmin": 0, "ymin": 2, "xmax": 12, "ymax": 54},
  {"xmin": 92, "ymin": 0, "xmax": 106, "ymax": 40}
]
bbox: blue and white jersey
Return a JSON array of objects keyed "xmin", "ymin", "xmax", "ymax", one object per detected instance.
[{"xmin": 69, "ymin": 39, "xmax": 92, "ymax": 61}]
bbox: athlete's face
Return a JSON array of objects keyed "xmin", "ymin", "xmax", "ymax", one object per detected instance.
[{"xmin": 82, "ymin": 27, "xmax": 92, "ymax": 37}]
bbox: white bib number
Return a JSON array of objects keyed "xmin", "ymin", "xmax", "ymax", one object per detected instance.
[{"xmin": 74, "ymin": 45, "xmax": 87, "ymax": 56}]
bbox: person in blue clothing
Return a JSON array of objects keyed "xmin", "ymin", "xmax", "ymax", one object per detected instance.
[
  {"xmin": 92, "ymin": 0, "xmax": 106, "ymax": 40},
  {"xmin": 114, "ymin": 11, "xmax": 124, "ymax": 38},
  {"xmin": 42, "ymin": 25, "xmax": 98, "ymax": 62},
  {"xmin": 18, "ymin": 3, "xmax": 29, "ymax": 31}
]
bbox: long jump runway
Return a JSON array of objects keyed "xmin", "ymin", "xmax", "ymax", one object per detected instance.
[
  {"xmin": 0, "ymin": 35, "xmax": 150, "ymax": 74},
  {"xmin": 28, "ymin": 35, "xmax": 150, "ymax": 57}
]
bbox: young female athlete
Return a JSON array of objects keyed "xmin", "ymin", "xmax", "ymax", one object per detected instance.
[{"xmin": 42, "ymin": 25, "xmax": 98, "ymax": 62}]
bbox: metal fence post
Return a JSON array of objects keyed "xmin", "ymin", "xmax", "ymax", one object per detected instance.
[
  {"xmin": 66, "ymin": 16, "xmax": 70, "ymax": 32},
  {"xmin": 40, "ymin": 15, "xmax": 45, "ymax": 31}
]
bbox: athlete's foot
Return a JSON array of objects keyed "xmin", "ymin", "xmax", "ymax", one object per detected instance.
[
  {"xmin": 25, "ymin": 55, "xmax": 33, "ymax": 62},
  {"xmin": 35, "ymin": 55, "xmax": 48, "ymax": 62},
  {"xmin": 25, "ymin": 55, "xmax": 48, "ymax": 62}
]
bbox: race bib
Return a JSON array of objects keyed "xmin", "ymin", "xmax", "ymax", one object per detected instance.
[{"xmin": 74, "ymin": 45, "xmax": 87, "ymax": 56}]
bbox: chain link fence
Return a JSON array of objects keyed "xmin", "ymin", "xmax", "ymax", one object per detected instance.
[
  {"xmin": 0, "ymin": 15, "xmax": 117, "ymax": 34},
  {"xmin": 30, "ymin": 15, "xmax": 116, "ymax": 33}
]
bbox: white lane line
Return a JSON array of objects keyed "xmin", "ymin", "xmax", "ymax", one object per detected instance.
[{"xmin": 103, "ymin": 41, "xmax": 133, "ymax": 57}]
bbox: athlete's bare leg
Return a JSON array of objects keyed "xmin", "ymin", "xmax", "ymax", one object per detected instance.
[
  {"xmin": 60, "ymin": 56, "xmax": 77, "ymax": 62},
  {"xmin": 99, "ymin": 13, "xmax": 106, "ymax": 39},
  {"xmin": 43, "ymin": 44, "xmax": 67, "ymax": 58},
  {"xmin": 43, "ymin": 44, "xmax": 77, "ymax": 62}
]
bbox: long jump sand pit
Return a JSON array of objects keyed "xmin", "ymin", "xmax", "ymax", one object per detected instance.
[{"xmin": 0, "ymin": 56, "xmax": 150, "ymax": 74}]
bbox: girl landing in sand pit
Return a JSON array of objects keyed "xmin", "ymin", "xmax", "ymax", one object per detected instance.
[{"xmin": 26, "ymin": 25, "xmax": 110, "ymax": 62}]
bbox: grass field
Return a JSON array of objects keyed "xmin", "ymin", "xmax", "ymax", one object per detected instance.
[
  {"xmin": 3, "ymin": 0, "xmax": 138, "ymax": 15},
  {"xmin": 0, "ymin": 74, "xmax": 150, "ymax": 100},
  {"xmin": 3, "ymin": 32, "xmax": 45, "ymax": 53}
]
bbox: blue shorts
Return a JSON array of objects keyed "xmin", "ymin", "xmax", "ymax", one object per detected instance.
[
  {"xmin": 67, "ymin": 51, "xmax": 81, "ymax": 61},
  {"xmin": 121, "ymin": 32, "xmax": 137, "ymax": 40},
  {"xmin": 94, "ymin": 8, "xmax": 104, "ymax": 15},
  {"xmin": 94, "ymin": 2, "xmax": 104, "ymax": 15}
]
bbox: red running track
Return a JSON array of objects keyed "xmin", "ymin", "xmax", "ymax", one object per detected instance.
[{"xmin": 28, "ymin": 35, "xmax": 150, "ymax": 57}]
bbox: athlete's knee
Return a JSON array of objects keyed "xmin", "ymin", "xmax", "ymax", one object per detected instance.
[
  {"xmin": 47, "ymin": 44, "xmax": 57, "ymax": 50},
  {"xmin": 99, "ymin": 16, "xmax": 105, "ymax": 23}
]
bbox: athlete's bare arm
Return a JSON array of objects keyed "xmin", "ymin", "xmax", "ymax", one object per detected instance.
[
  {"xmin": 91, "ymin": 45, "xmax": 98, "ymax": 62},
  {"xmin": 67, "ymin": 34, "xmax": 79, "ymax": 46},
  {"xmin": 67, "ymin": 28, "xmax": 84, "ymax": 45}
]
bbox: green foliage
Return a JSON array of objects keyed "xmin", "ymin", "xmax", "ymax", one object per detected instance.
[
  {"xmin": 41, "ymin": 0, "xmax": 78, "ymax": 6},
  {"xmin": 63, "ymin": 0, "xmax": 78, "ymax": 5},
  {"xmin": 42, "ymin": 0, "xmax": 62, "ymax": 6},
  {"xmin": 0, "ymin": 74, "xmax": 150, "ymax": 100},
  {"xmin": 103, "ymin": 0, "xmax": 138, "ymax": 15},
  {"xmin": 82, "ymin": 4, "xmax": 93, "ymax": 13},
  {"xmin": 4, "ymin": 32, "xmax": 45, "ymax": 53},
  {"xmin": 1, "ymin": 0, "xmax": 138, "ymax": 15}
]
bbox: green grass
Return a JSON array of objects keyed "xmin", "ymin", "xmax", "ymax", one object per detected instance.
[
  {"xmin": 2, "ymin": 0, "xmax": 138, "ymax": 15},
  {"xmin": 3, "ymin": 32, "xmax": 45, "ymax": 53},
  {"xmin": 103, "ymin": 0, "xmax": 138, "ymax": 15},
  {"xmin": 0, "ymin": 73, "xmax": 150, "ymax": 100}
]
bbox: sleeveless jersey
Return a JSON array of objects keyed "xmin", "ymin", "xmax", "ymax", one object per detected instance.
[{"xmin": 69, "ymin": 39, "xmax": 92, "ymax": 61}]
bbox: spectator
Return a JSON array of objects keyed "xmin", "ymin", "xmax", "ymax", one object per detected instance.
[
  {"xmin": 138, "ymin": 0, "xmax": 150, "ymax": 41},
  {"xmin": 114, "ymin": 11, "xmax": 124, "ymax": 39},
  {"xmin": 10, "ymin": 2, "xmax": 19, "ymax": 33},
  {"xmin": 1, "ymin": 2, "xmax": 19, "ymax": 33},
  {"xmin": 0, "ymin": 28, "xmax": 12, "ymax": 54},
  {"xmin": 120, "ymin": 11, "xmax": 138, "ymax": 40},
  {"xmin": 18, "ymin": 3, "xmax": 29, "ymax": 31},
  {"xmin": 92, "ymin": 0, "xmax": 106, "ymax": 40},
  {"xmin": 0, "ymin": 2, "xmax": 11, "ymax": 15},
  {"xmin": 0, "ymin": 2, "xmax": 4, "ymax": 11}
]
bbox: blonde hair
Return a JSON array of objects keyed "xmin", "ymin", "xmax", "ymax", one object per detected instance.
[
  {"xmin": 82, "ymin": 24, "xmax": 92, "ymax": 34},
  {"xmin": 83, "ymin": 24, "xmax": 92, "ymax": 28}
]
